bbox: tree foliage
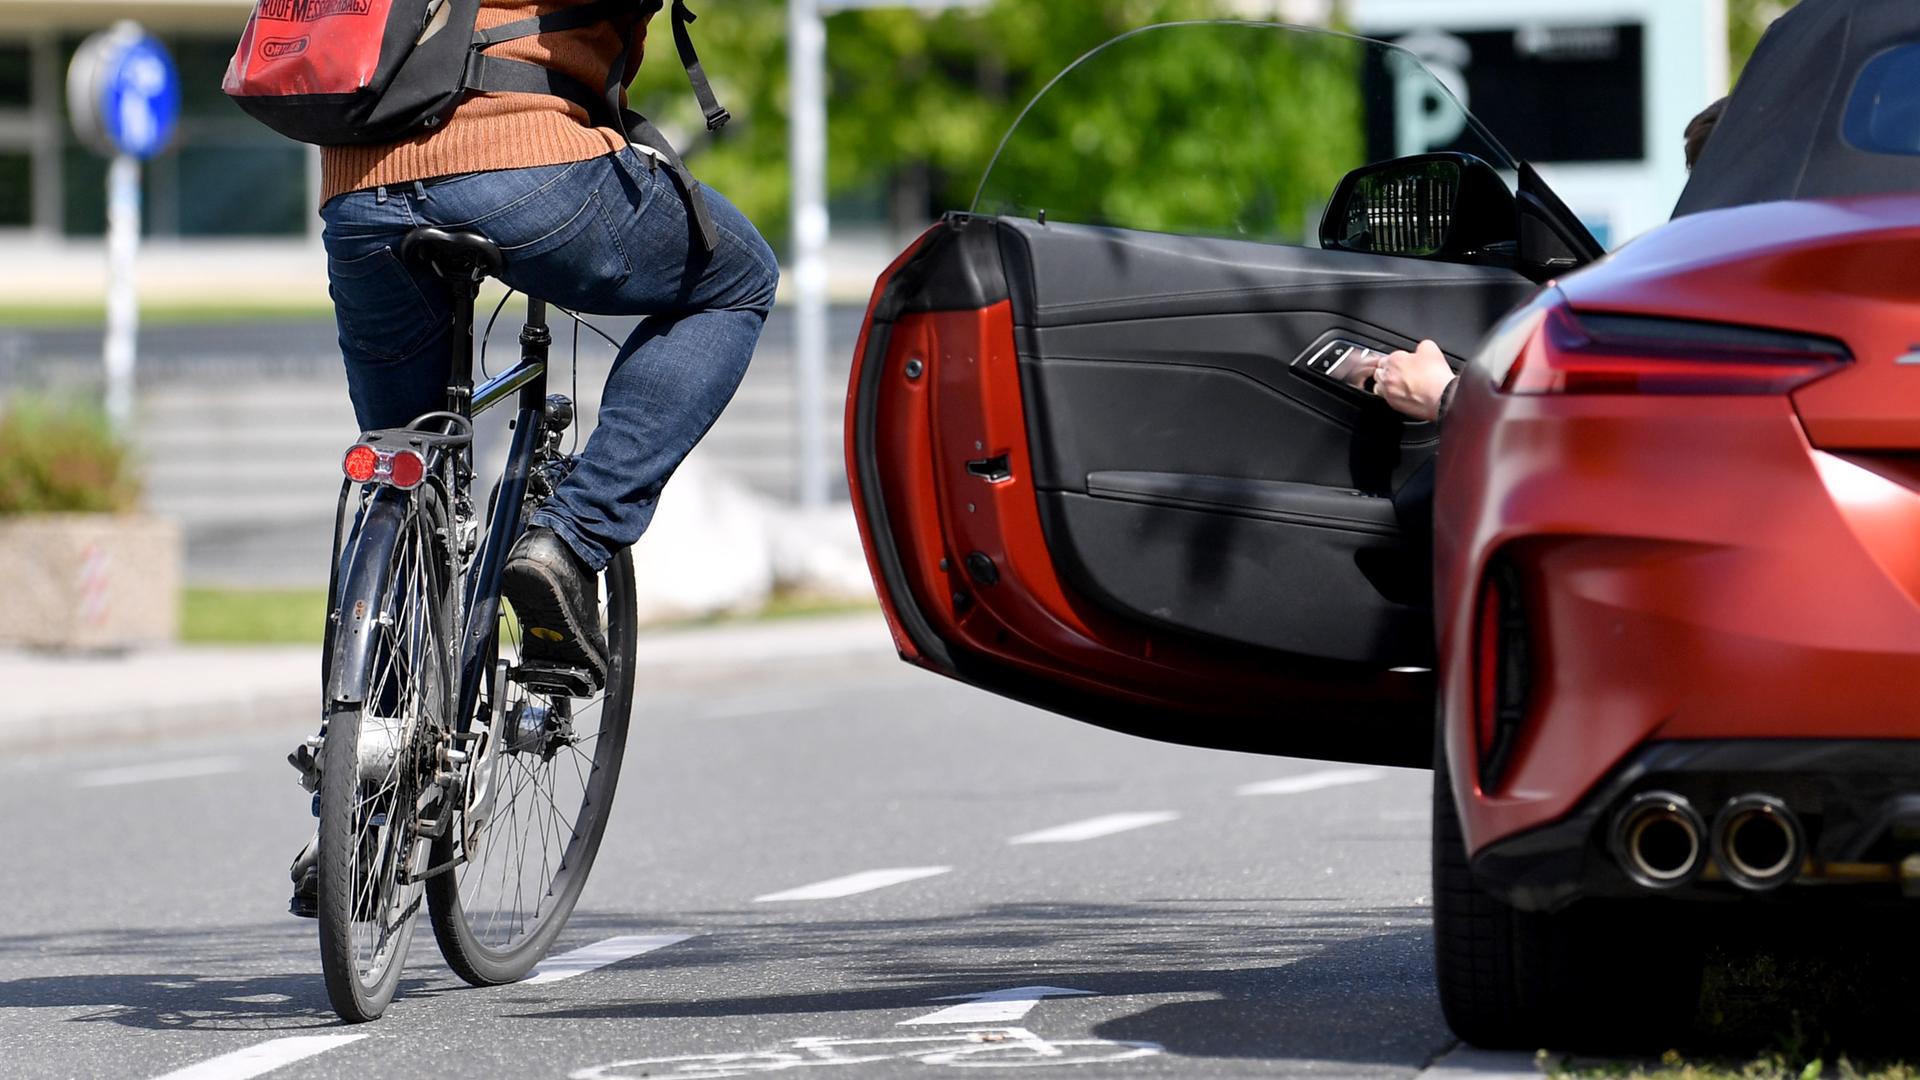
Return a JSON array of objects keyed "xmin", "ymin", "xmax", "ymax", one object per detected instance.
[
  {"xmin": 633, "ymin": 1, "xmax": 1787, "ymax": 248},
  {"xmin": 1729, "ymin": 0, "xmax": 1793, "ymax": 82},
  {"xmin": 627, "ymin": 1, "xmax": 1256, "ymax": 245}
]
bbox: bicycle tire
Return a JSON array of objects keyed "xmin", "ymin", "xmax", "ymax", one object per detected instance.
[
  {"xmin": 427, "ymin": 545, "xmax": 637, "ymax": 986},
  {"xmin": 317, "ymin": 487, "xmax": 454, "ymax": 1022}
]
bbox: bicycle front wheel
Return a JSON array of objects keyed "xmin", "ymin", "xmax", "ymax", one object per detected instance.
[
  {"xmin": 428, "ymin": 546, "xmax": 637, "ymax": 985},
  {"xmin": 316, "ymin": 487, "xmax": 454, "ymax": 1023}
]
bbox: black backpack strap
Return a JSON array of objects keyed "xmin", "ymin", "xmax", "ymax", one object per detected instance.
[
  {"xmin": 669, "ymin": 0, "xmax": 730, "ymax": 132},
  {"xmin": 463, "ymin": 54, "xmax": 617, "ymax": 126},
  {"xmin": 626, "ymin": 110, "xmax": 720, "ymax": 254},
  {"xmin": 471, "ymin": 0, "xmax": 635, "ymax": 48}
]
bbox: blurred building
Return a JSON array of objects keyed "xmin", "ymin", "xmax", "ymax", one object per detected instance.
[{"xmin": 0, "ymin": 0, "xmax": 313, "ymax": 245}]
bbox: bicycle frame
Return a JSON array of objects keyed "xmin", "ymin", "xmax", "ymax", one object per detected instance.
[{"xmin": 450, "ymin": 285, "xmax": 555, "ymax": 739}]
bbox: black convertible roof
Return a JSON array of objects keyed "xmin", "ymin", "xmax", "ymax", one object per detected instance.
[{"xmin": 1673, "ymin": 0, "xmax": 1920, "ymax": 216}]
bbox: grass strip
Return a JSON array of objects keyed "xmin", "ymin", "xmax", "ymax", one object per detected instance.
[
  {"xmin": 179, "ymin": 586, "xmax": 876, "ymax": 645},
  {"xmin": 180, "ymin": 587, "xmax": 330, "ymax": 645},
  {"xmin": 1552, "ymin": 1052, "xmax": 1918, "ymax": 1080}
]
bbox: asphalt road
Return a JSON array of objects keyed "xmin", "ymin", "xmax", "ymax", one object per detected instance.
[{"xmin": 0, "ymin": 659, "xmax": 1513, "ymax": 1080}]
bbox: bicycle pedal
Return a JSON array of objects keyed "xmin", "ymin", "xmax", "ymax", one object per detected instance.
[{"xmin": 512, "ymin": 663, "xmax": 595, "ymax": 697}]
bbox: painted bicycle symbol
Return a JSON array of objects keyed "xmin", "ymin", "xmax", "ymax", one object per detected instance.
[{"xmin": 570, "ymin": 1027, "xmax": 1164, "ymax": 1078}]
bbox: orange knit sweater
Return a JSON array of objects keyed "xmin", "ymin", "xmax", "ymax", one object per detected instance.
[{"xmin": 319, "ymin": 0, "xmax": 644, "ymax": 203}]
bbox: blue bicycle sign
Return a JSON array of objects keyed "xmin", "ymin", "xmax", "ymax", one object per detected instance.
[{"xmin": 68, "ymin": 23, "xmax": 181, "ymax": 161}]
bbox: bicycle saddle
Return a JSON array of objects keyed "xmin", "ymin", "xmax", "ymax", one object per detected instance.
[{"xmin": 401, "ymin": 226, "xmax": 504, "ymax": 281}]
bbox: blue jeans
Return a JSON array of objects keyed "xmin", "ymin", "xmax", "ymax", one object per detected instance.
[{"xmin": 320, "ymin": 148, "xmax": 779, "ymax": 571}]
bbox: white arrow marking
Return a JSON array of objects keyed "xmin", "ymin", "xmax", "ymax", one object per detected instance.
[
  {"xmin": 1236, "ymin": 767, "xmax": 1386, "ymax": 797},
  {"xmin": 149, "ymin": 1035, "xmax": 368, "ymax": 1080},
  {"xmin": 898, "ymin": 986, "xmax": 1096, "ymax": 1026},
  {"xmin": 523, "ymin": 934, "xmax": 693, "ymax": 985},
  {"xmin": 1008, "ymin": 811, "xmax": 1178, "ymax": 845}
]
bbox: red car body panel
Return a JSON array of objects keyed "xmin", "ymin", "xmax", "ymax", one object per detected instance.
[{"xmin": 1436, "ymin": 194, "xmax": 1920, "ymax": 858}]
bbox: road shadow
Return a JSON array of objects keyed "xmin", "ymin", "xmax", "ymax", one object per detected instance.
[
  {"xmin": 0, "ymin": 920, "xmax": 417, "ymax": 1032},
  {"xmin": 514, "ymin": 899, "xmax": 1450, "ymax": 1069}
]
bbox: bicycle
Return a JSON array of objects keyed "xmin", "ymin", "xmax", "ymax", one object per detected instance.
[{"xmin": 309, "ymin": 226, "xmax": 637, "ymax": 1022}]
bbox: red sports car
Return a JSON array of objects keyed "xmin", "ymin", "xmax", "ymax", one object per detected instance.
[{"xmin": 845, "ymin": 7, "xmax": 1920, "ymax": 1047}]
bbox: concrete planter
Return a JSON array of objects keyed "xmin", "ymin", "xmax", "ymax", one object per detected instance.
[{"xmin": 0, "ymin": 514, "xmax": 180, "ymax": 651}]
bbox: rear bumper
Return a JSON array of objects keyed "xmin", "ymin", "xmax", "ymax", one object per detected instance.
[
  {"xmin": 1476, "ymin": 740, "xmax": 1920, "ymax": 911},
  {"xmin": 1435, "ymin": 363, "xmax": 1920, "ymax": 858}
]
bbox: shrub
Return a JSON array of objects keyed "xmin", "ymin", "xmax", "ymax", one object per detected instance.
[{"xmin": 0, "ymin": 397, "xmax": 139, "ymax": 515}]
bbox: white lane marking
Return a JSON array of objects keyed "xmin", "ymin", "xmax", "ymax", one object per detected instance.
[
  {"xmin": 150, "ymin": 1034, "xmax": 368, "ymax": 1080},
  {"xmin": 899, "ymin": 986, "xmax": 1096, "ymax": 1026},
  {"xmin": 76, "ymin": 756, "xmax": 245, "ymax": 788},
  {"xmin": 1007, "ymin": 812, "xmax": 1179, "ymax": 845},
  {"xmin": 523, "ymin": 934, "xmax": 693, "ymax": 985},
  {"xmin": 1236, "ymin": 767, "xmax": 1387, "ymax": 797},
  {"xmin": 754, "ymin": 867, "xmax": 952, "ymax": 902},
  {"xmin": 1415, "ymin": 1045, "xmax": 1543, "ymax": 1078}
]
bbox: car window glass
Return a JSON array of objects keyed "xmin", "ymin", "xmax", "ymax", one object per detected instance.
[
  {"xmin": 973, "ymin": 21, "xmax": 1517, "ymax": 247},
  {"xmin": 1843, "ymin": 44, "xmax": 1920, "ymax": 156}
]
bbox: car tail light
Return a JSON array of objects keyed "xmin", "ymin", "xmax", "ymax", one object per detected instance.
[
  {"xmin": 342, "ymin": 443, "xmax": 427, "ymax": 490},
  {"xmin": 1502, "ymin": 306, "xmax": 1849, "ymax": 396},
  {"xmin": 1474, "ymin": 561, "xmax": 1530, "ymax": 792}
]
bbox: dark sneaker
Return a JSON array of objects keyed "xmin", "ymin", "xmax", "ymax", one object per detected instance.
[
  {"xmin": 501, "ymin": 527, "xmax": 608, "ymax": 694},
  {"xmin": 289, "ymin": 833, "xmax": 318, "ymax": 919}
]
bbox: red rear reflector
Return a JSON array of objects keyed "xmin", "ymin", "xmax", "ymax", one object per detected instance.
[
  {"xmin": 343, "ymin": 444, "xmax": 379, "ymax": 483},
  {"xmin": 387, "ymin": 449, "xmax": 426, "ymax": 490},
  {"xmin": 1503, "ymin": 306, "xmax": 1848, "ymax": 396},
  {"xmin": 1473, "ymin": 577, "xmax": 1502, "ymax": 768},
  {"xmin": 1473, "ymin": 561, "xmax": 1531, "ymax": 793}
]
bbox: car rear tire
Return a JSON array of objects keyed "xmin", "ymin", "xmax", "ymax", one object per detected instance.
[{"xmin": 1431, "ymin": 726, "xmax": 1704, "ymax": 1050}]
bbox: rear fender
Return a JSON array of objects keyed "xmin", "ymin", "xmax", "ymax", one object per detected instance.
[{"xmin": 326, "ymin": 489, "xmax": 410, "ymax": 707}]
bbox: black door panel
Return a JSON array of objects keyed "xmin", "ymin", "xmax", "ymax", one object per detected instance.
[
  {"xmin": 1041, "ymin": 488, "xmax": 1430, "ymax": 665},
  {"xmin": 996, "ymin": 217, "xmax": 1536, "ymax": 666},
  {"xmin": 999, "ymin": 218, "xmax": 1536, "ymax": 333}
]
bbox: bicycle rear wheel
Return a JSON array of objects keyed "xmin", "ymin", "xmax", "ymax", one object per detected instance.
[
  {"xmin": 428, "ymin": 546, "xmax": 637, "ymax": 985},
  {"xmin": 316, "ymin": 488, "xmax": 454, "ymax": 1022}
]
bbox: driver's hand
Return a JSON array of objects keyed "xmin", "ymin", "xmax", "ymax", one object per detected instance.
[{"xmin": 1375, "ymin": 339, "xmax": 1454, "ymax": 422}]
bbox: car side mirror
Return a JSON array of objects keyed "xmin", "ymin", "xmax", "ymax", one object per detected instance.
[{"xmin": 1319, "ymin": 152, "xmax": 1517, "ymax": 264}]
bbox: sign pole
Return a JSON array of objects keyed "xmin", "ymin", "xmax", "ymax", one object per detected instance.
[
  {"xmin": 67, "ymin": 21, "xmax": 177, "ymax": 434},
  {"xmin": 104, "ymin": 153, "xmax": 140, "ymax": 432},
  {"xmin": 788, "ymin": 0, "xmax": 831, "ymax": 511}
]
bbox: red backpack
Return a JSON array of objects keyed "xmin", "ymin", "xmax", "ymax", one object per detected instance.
[{"xmin": 223, "ymin": 0, "xmax": 729, "ymax": 247}]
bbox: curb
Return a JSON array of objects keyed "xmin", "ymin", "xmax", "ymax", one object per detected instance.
[{"xmin": 2, "ymin": 612, "xmax": 899, "ymax": 753}]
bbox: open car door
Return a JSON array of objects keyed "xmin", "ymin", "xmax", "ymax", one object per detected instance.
[{"xmin": 846, "ymin": 23, "xmax": 1597, "ymax": 768}]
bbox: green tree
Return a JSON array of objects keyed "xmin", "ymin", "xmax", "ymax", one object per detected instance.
[{"xmin": 626, "ymin": 1, "xmax": 1252, "ymax": 246}]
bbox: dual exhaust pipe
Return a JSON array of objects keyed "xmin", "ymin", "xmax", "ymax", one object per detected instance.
[{"xmin": 1611, "ymin": 791, "xmax": 1805, "ymax": 892}]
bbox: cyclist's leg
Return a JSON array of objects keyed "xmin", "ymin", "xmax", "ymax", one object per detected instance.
[
  {"xmin": 413, "ymin": 148, "xmax": 778, "ymax": 571},
  {"xmin": 529, "ymin": 168, "xmax": 777, "ymax": 570},
  {"xmin": 321, "ymin": 185, "xmax": 456, "ymax": 431}
]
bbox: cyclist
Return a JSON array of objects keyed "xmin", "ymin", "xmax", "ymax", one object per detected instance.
[{"xmin": 289, "ymin": 0, "xmax": 778, "ymax": 916}]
